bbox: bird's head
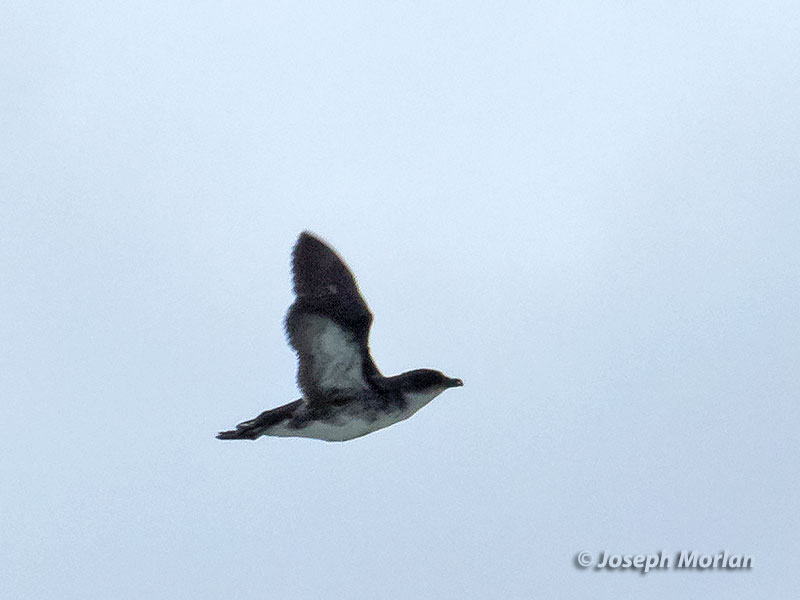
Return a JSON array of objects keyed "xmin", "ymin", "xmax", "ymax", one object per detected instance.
[{"xmin": 400, "ymin": 369, "xmax": 464, "ymax": 393}]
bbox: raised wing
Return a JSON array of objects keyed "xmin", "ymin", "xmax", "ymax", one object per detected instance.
[{"xmin": 285, "ymin": 232, "xmax": 380, "ymax": 401}]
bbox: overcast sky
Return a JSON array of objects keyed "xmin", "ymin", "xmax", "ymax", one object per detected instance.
[{"xmin": 2, "ymin": 2, "xmax": 799, "ymax": 598}]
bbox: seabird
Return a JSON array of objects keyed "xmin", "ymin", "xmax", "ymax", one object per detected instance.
[{"xmin": 217, "ymin": 231, "xmax": 463, "ymax": 442}]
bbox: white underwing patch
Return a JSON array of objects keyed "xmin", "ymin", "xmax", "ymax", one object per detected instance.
[{"xmin": 303, "ymin": 314, "xmax": 367, "ymax": 393}]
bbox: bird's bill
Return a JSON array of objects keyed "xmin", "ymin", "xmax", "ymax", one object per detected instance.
[{"xmin": 447, "ymin": 378, "xmax": 464, "ymax": 388}]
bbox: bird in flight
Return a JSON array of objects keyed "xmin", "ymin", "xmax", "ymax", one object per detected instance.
[{"xmin": 217, "ymin": 231, "xmax": 463, "ymax": 442}]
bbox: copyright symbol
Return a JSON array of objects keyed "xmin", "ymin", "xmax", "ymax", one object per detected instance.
[{"xmin": 576, "ymin": 551, "xmax": 593, "ymax": 568}]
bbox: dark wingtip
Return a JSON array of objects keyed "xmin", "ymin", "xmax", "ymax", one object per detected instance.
[
  {"xmin": 295, "ymin": 230, "xmax": 325, "ymax": 250},
  {"xmin": 216, "ymin": 429, "xmax": 258, "ymax": 440},
  {"xmin": 291, "ymin": 230, "xmax": 358, "ymax": 299}
]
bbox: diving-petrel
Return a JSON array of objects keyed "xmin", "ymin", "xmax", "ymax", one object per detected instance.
[{"xmin": 216, "ymin": 231, "xmax": 463, "ymax": 442}]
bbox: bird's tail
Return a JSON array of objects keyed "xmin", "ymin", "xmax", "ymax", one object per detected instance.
[{"xmin": 216, "ymin": 400, "xmax": 303, "ymax": 440}]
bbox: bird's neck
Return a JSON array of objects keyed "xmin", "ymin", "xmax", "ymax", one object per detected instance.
[{"xmin": 402, "ymin": 387, "xmax": 445, "ymax": 416}]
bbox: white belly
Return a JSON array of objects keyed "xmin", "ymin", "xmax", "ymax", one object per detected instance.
[
  {"xmin": 266, "ymin": 412, "xmax": 403, "ymax": 442},
  {"xmin": 265, "ymin": 388, "xmax": 445, "ymax": 442}
]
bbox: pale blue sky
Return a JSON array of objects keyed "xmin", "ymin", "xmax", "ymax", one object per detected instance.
[{"xmin": 2, "ymin": 2, "xmax": 799, "ymax": 598}]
